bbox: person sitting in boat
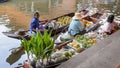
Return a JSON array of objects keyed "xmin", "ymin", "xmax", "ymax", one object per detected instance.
[
  {"xmin": 98, "ymin": 15, "xmax": 118, "ymax": 35},
  {"xmin": 68, "ymin": 12, "xmax": 86, "ymax": 37},
  {"xmin": 30, "ymin": 12, "xmax": 41, "ymax": 33}
]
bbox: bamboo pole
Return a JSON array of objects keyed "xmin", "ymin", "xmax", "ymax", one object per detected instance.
[{"xmin": 31, "ymin": 1, "xmax": 34, "ymax": 12}]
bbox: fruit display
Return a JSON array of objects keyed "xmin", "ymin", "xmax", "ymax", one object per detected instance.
[
  {"xmin": 87, "ymin": 39, "xmax": 96, "ymax": 45},
  {"xmin": 68, "ymin": 41, "xmax": 83, "ymax": 53},
  {"xmin": 68, "ymin": 49, "xmax": 75, "ymax": 55},
  {"xmin": 51, "ymin": 49, "xmax": 73, "ymax": 63},
  {"xmin": 86, "ymin": 32, "xmax": 108, "ymax": 41},
  {"xmin": 75, "ymin": 35, "xmax": 97, "ymax": 48},
  {"xmin": 64, "ymin": 51, "xmax": 72, "ymax": 59},
  {"xmin": 69, "ymin": 41, "xmax": 80, "ymax": 48},
  {"xmin": 55, "ymin": 16, "xmax": 72, "ymax": 26},
  {"xmin": 85, "ymin": 21, "xmax": 92, "ymax": 27},
  {"xmin": 76, "ymin": 48, "xmax": 82, "ymax": 53}
]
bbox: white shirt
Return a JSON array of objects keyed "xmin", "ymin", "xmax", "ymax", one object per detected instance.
[{"xmin": 98, "ymin": 22, "xmax": 111, "ymax": 33}]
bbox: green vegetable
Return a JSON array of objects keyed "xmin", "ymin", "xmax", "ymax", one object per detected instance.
[{"xmin": 75, "ymin": 35, "xmax": 93, "ymax": 48}]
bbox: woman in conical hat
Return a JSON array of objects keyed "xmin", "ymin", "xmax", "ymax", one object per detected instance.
[
  {"xmin": 68, "ymin": 12, "xmax": 86, "ymax": 36},
  {"xmin": 72, "ymin": 13, "xmax": 83, "ymax": 20}
]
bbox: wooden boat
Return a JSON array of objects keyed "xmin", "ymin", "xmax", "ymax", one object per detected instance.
[
  {"xmin": 2, "ymin": 12, "xmax": 74, "ymax": 40},
  {"xmin": 83, "ymin": 12, "xmax": 104, "ymax": 32},
  {"xmin": 1, "ymin": 9, "xmax": 83, "ymax": 39},
  {"xmin": 3, "ymin": 9, "xmax": 104, "ymax": 40}
]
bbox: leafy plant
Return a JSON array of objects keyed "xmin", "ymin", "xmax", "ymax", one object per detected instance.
[
  {"xmin": 21, "ymin": 38, "xmax": 31, "ymax": 61},
  {"xmin": 21, "ymin": 29, "xmax": 55, "ymax": 66}
]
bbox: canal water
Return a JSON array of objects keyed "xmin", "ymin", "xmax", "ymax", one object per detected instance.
[{"xmin": 0, "ymin": 0, "xmax": 120, "ymax": 68}]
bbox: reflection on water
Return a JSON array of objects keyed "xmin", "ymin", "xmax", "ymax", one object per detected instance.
[
  {"xmin": 6, "ymin": 47, "xmax": 25, "ymax": 65},
  {"xmin": 0, "ymin": 0, "xmax": 76, "ymax": 31},
  {"xmin": 97, "ymin": 0, "xmax": 120, "ymax": 16},
  {"xmin": 8, "ymin": 0, "xmax": 76, "ymax": 20},
  {"xmin": 0, "ymin": 0, "xmax": 120, "ymax": 68},
  {"xmin": 77, "ymin": 0, "xmax": 120, "ymax": 16},
  {"xmin": 0, "ymin": 16, "xmax": 26, "ymax": 67}
]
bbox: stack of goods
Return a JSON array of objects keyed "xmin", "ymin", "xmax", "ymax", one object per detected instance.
[
  {"xmin": 75, "ymin": 35, "xmax": 97, "ymax": 48},
  {"xmin": 68, "ymin": 41, "xmax": 83, "ymax": 53},
  {"xmin": 85, "ymin": 21, "xmax": 93, "ymax": 27},
  {"xmin": 55, "ymin": 16, "xmax": 72, "ymax": 26},
  {"xmin": 51, "ymin": 49, "xmax": 73, "ymax": 63},
  {"xmin": 86, "ymin": 32, "xmax": 108, "ymax": 41}
]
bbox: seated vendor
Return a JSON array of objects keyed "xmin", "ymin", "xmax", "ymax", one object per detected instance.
[
  {"xmin": 30, "ymin": 12, "xmax": 41, "ymax": 33},
  {"xmin": 30, "ymin": 12, "xmax": 44, "ymax": 34},
  {"xmin": 68, "ymin": 13, "xmax": 86, "ymax": 37},
  {"xmin": 98, "ymin": 15, "xmax": 118, "ymax": 35}
]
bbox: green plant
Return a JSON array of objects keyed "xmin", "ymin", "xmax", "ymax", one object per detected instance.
[
  {"xmin": 21, "ymin": 37, "xmax": 32, "ymax": 61},
  {"xmin": 21, "ymin": 30, "xmax": 55, "ymax": 66}
]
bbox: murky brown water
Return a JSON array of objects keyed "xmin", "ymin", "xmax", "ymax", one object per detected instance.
[
  {"xmin": 0, "ymin": 0, "xmax": 76, "ymax": 31},
  {"xmin": 0, "ymin": 0, "xmax": 120, "ymax": 67}
]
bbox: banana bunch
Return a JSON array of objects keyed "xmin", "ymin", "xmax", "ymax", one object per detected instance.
[
  {"xmin": 69, "ymin": 41, "xmax": 80, "ymax": 48},
  {"xmin": 69, "ymin": 41, "xmax": 83, "ymax": 53},
  {"xmin": 56, "ymin": 16, "xmax": 72, "ymax": 26},
  {"xmin": 85, "ymin": 21, "xmax": 91, "ymax": 27},
  {"xmin": 87, "ymin": 39, "xmax": 96, "ymax": 45}
]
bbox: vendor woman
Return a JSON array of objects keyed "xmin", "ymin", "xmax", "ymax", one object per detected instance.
[
  {"xmin": 98, "ymin": 15, "xmax": 118, "ymax": 35},
  {"xmin": 68, "ymin": 13, "xmax": 86, "ymax": 36}
]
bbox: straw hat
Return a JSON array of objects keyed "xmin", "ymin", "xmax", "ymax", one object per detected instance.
[{"xmin": 72, "ymin": 13, "xmax": 83, "ymax": 20}]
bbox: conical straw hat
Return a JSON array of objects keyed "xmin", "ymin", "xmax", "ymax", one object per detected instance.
[{"xmin": 72, "ymin": 13, "xmax": 83, "ymax": 20}]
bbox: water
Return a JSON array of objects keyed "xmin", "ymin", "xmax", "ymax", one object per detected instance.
[
  {"xmin": 77, "ymin": 0, "xmax": 120, "ymax": 16},
  {"xmin": 0, "ymin": 23, "xmax": 26, "ymax": 68},
  {"xmin": 0, "ymin": 0, "xmax": 120, "ymax": 68}
]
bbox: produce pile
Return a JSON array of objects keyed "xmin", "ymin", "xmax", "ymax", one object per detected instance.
[
  {"xmin": 48, "ymin": 15, "xmax": 95, "ymax": 30},
  {"xmin": 52, "ymin": 30, "xmax": 111, "ymax": 63},
  {"xmin": 51, "ymin": 43, "xmax": 83, "ymax": 63},
  {"xmin": 85, "ymin": 21, "xmax": 93, "ymax": 27},
  {"xmin": 51, "ymin": 34, "xmax": 98, "ymax": 63},
  {"xmin": 55, "ymin": 16, "xmax": 72, "ymax": 26},
  {"xmin": 75, "ymin": 35, "xmax": 96, "ymax": 48}
]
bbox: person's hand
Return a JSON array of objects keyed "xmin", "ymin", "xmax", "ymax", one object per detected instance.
[
  {"xmin": 32, "ymin": 28, "xmax": 36, "ymax": 32},
  {"xmin": 39, "ymin": 29, "xmax": 44, "ymax": 31},
  {"xmin": 82, "ymin": 21, "xmax": 86, "ymax": 29},
  {"xmin": 83, "ymin": 24, "xmax": 86, "ymax": 29}
]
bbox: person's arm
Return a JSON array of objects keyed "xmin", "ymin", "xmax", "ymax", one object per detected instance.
[
  {"xmin": 82, "ymin": 20, "xmax": 87, "ymax": 29},
  {"xmin": 112, "ymin": 22, "xmax": 119, "ymax": 30},
  {"xmin": 32, "ymin": 28, "xmax": 36, "ymax": 32}
]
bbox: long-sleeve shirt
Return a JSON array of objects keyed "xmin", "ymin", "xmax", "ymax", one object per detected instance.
[
  {"xmin": 68, "ymin": 19, "xmax": 83, "ymax": 36},
  {"xmin": 30, "ymin": 17, "xmax": 40, "ymax": 32}
]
